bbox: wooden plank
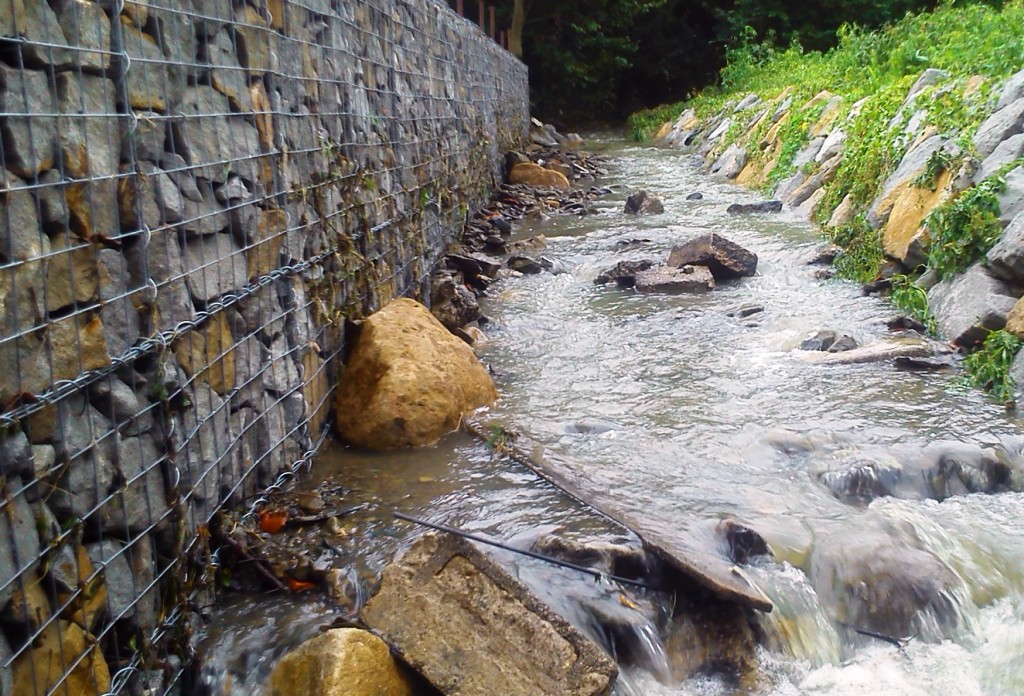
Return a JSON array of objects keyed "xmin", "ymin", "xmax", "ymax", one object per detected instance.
[{"xmin": 465, "ymin": 420, "xmax": 774, "ymax": 612}]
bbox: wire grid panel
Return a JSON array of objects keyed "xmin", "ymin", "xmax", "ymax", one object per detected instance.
[{"xmin": 0, "ymin": 0, "xmax": 528, "ymax": 693}]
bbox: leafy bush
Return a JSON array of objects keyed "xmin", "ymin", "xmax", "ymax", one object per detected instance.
[
  {"xmin": 924, "ymin": 175, "xmax": 1005, "ymax": 279},
  {"xmin": 829, "ymin": 215, "xmax": 884, "ymax": 282},
  {"xmin": 963, "ymin": 329, "xmax": 1022, "ymax": 404},
  {"xmin": 889, "ymin": 274, "xmax": 937, "ymax": 334}
]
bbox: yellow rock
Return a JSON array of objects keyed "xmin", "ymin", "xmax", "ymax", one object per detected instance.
[
  {"xmin": 508, "ymin": 162, "xmax": 570, "ymax": 189},
  {"xmin": 654, "ymin": 121, "xmax": 673, "ymax": 140},
  {"xmin": 882, "ymin": 169, "xmax": 954, "ymax": 263},
  {"xmin": 13, "ymin": 621, "xmax": 110, "ymax": 696},
  {"xmin": 335, "ymin": 298, "xmax": 497, "ymax": 450},
  {"xmin": 58, "ymin": 545, "xmax": 109, "ymax": 632},
  {"xmin": 48, "ymin": 313, "xmax": 110, "ymax": 381},
  {"xmin": 1005, "ymin": 297, "xmax": 1024, "ymax": 339},
  {"xmin": 267, "ymin": 628, "xmax": 414, "ymax": 696},
  {"xmin": 247, "ymin": 209, "xmax": 286, "ymax": 280},
  {"xmin": 175, "ymin": 312, "xmax": 235, "ymax": 395}
]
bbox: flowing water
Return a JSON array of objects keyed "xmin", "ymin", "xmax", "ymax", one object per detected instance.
[{"xmin": 198, "ymin": 137, "xmax": 1024, "ymax": 695}]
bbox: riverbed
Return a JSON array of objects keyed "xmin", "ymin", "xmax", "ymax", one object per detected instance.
[{"xmin": 198, "ymin": 136, "xmax": 1024, "ymax": 696}]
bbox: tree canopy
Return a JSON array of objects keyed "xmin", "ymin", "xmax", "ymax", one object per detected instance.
[{"xmin": 467, "ymin": 0, "xmax": 980, "ymax": 124}]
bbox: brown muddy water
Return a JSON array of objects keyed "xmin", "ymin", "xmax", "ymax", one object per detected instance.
[{"xmin": 196, "ymin": 137, "xmax": 1024, "ymax": 696}]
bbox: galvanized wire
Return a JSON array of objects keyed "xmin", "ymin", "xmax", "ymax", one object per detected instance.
[{"xmin": 0, "ymin": 0, "xmax": 525, "ymax": 694}]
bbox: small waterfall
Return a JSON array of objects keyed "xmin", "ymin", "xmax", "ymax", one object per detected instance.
[
  {"xmin": 747, "ymin": 562, "xmax": 843, "ymax": 667},
  {"xmin": 621, "ymin": 620, "xmax": 673, "ymax": 683}
]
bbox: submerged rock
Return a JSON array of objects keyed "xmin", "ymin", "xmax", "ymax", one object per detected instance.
[
  {"xmin": 810, "ymin": 525, "xmax": 965, "ymax": 639},
  {"xmin": 666, "ymin": 232, "xmax": 757, "ymax": 280},
  {"xmin": 361, "ymin": 532, "xmax": 618, "ymax": 696},
  {"xmin": 335, "ymin": 299, "xmax": 497, "ymax": 450},
  {"xmin": 798, "ymin": 337, "xmax": 948, "ymax": 365},
  {"xmin": 594, "ymin": 259, "xmax": 655, "ymax": 287},
  {"xmin": 726, "ymin": 200, "xmax": 782, "ymax": 214},
  {"xmin": 799, "ymin": 330, "xmax": 840, "ymax": 351},
  {"xmin": 508, "ymin": 255, "xmax": 544, "ymax": 274},
  {"xmin": 266, "ymin": 628, "xmax": 414, "ymax": 696}
]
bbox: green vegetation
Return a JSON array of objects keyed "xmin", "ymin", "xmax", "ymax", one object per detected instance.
[
  {"xmin": 924, "ymin": 174, "xmax": 1005, "ymax": 279},
  {"xmin": 627, "ymin": 101, "xmax": 688, "ymax": 141},
  {"xmin": 963, "ymin": 329, "xmax": 1022, "ymax": 403},
  {"xmin": 889, "ymin": 274, "xmax": 938, "ymax": 334},
  {"xmin": 828, "ymin": 215, "xmax": 884, "ymax": 283}
]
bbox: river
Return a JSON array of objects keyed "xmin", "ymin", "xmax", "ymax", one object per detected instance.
[{"xmin": 197, "ymin": 136, "xmax": 1024, "ymax": 695}]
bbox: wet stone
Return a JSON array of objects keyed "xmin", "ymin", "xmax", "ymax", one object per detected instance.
[
  {"xmin": 508, "ymin": 255, "xmax": 544, "ymax": 274},
  {"xmin": 183, "ymin": 232, "xmax": 248, "ymax": 302},
  {"xmin": 361, "ymin": 532, "xmax": 618, "ymax": 696},
  {"xmin": 85, "ymin": 540, "xmax": 135, "ymax": 623},
  {"xmin": 0, "ymin": 64, "xmax": 56, "ymax": 177},
  {"xmin": 667, "ymin": 232, "xmax": 757, "ymax": 280},
  {"xmin": 623, "ymin": 190, "xmax": 664, "ymax": 215},
  {"xmin": 1, "ymin": 0, "xmax": 70, "ymax": 67},
  {"xmin": 36, "ymin": 169, "xmax": 68, "ymax": 229},
  {"xmin": 0, "ymin": 168, "xmax": 44, "ymax": 263},
  {"xmin": 0, "ymin": 430, "xmax": 33, "ymax": 478},
  {"xmin": 54, "ymin": 0, "xmax": 111, "ymax": 71},
  {"xmin": 594, "ymin": 259, "xmax": 655, "ymax": 287},
  {"xmin": 0, "ymin": 490, "xmax": 43, "ymax": 609},
  {"xmin": 106, "ymin": 434, "xmax": 168, "ymax": 534},
  {"xmin": 726, "ymin": 200, "xmax": 783, "ymax": 214},
  {"xmin": 634, "ymin": 265, "xmax": 715, "ymax": 294},
  {"xmin": 204, "ymin": 29, "xmax": 253, "ymax": 112},
  {"xmin": 174, "ymin": 86, "xmax": 262, "ymax": 183}
]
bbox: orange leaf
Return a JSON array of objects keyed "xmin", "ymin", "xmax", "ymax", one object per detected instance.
[
  {"xmin": 286, "ymin": 577, "xmax": 316, "ymax": 592},
  {"xmin": 258, "ymin": 509, "xmax": 289, "ymax": 534}
]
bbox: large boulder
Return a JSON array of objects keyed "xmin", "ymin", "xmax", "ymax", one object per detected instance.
[
  {"xmin": 710, "ymin": 143, "xmax": 746, "ymax": 179},
  {"xmin": 988, "ymin": 207, "xmax": 1024, "ymax": 283},
  {"xmin": 361, "ymin": 532, "xmax": 617, "ymax": 696},
  {"xmin": 927, "ymin": 263, "xmax": 1018, "ymax": 347},
  {"xmin": 867, "ymin": 135, "xmax": 957, "ymax": 229},
  {"xmin": 508, "ymin": 162, "xmax": 570, "ymax": 190},
  {"xmin": 667, "ymin": 233, "xmax": 757, "ymax": 280},
  {"xmin": 335, "ymin": 298, "xmax": 497, "ymax": 450},
  {"xmin": 810, "ymin": 525, "xmax": 965, "ymax": 639},
  {"xmin": 266, "ymin": 628, "xmax": 414, "ymax": 696}
]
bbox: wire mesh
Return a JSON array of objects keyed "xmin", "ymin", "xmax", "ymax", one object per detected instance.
[{"xmin": 0, "ymin": 0, "xmax": 527, "ymax": 693}]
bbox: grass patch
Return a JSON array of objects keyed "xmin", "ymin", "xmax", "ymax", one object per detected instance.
[{"xmin": 963, "ymin": 329, "xmax": 1022, "ymax": 404}]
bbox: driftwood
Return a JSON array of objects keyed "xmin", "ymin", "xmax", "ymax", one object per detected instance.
[{"xmin": 464, "ymin": 419, "xmax": 773, "ymax": 612}]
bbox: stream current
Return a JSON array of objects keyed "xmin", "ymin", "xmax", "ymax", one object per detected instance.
[{"xmin": 198, "ymin": 137, "xmax": 1024, "ymax": 695}]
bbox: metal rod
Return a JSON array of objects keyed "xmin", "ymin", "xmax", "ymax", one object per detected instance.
[
  {"xmin": 489, "ymin": 5, "xmax": 496, "ymax": 40},
  {"xmin": 478, "ymin": 0, "xmax": 485, "ymax": 28},
  {"xmin": 457, "ymin": 0, "xmax": 463, "ymax": 16},
  {"xmin": 393, "ymin": 512, "xmax": 665, "ymax": 592}
]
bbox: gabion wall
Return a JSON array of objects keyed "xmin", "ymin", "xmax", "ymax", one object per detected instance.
[{"xmin": 0, "ymin": 1, "xmax": 528, "ymax": 693}]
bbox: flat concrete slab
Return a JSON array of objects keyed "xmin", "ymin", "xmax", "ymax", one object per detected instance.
[{"xmin": 361, "ymin": 532, "xmax": 618, "ymax": 696}]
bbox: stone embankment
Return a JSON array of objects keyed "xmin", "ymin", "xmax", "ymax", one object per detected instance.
[
  {"xmin": 658, "ymin": 67, "xmax": 1024, "ymax": 396},
  {"xmin": 0, "ymin": 1, "xmax": 526, "ymax": 693}
]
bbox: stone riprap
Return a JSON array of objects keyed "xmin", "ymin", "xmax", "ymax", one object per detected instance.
[
  {"xmin": 660, "ymin": 67, "xmax": 1024, "ymax": 355},
  {"xmin": 0, "ymin": 1, "xmax": 527, "ymax": 693}
]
